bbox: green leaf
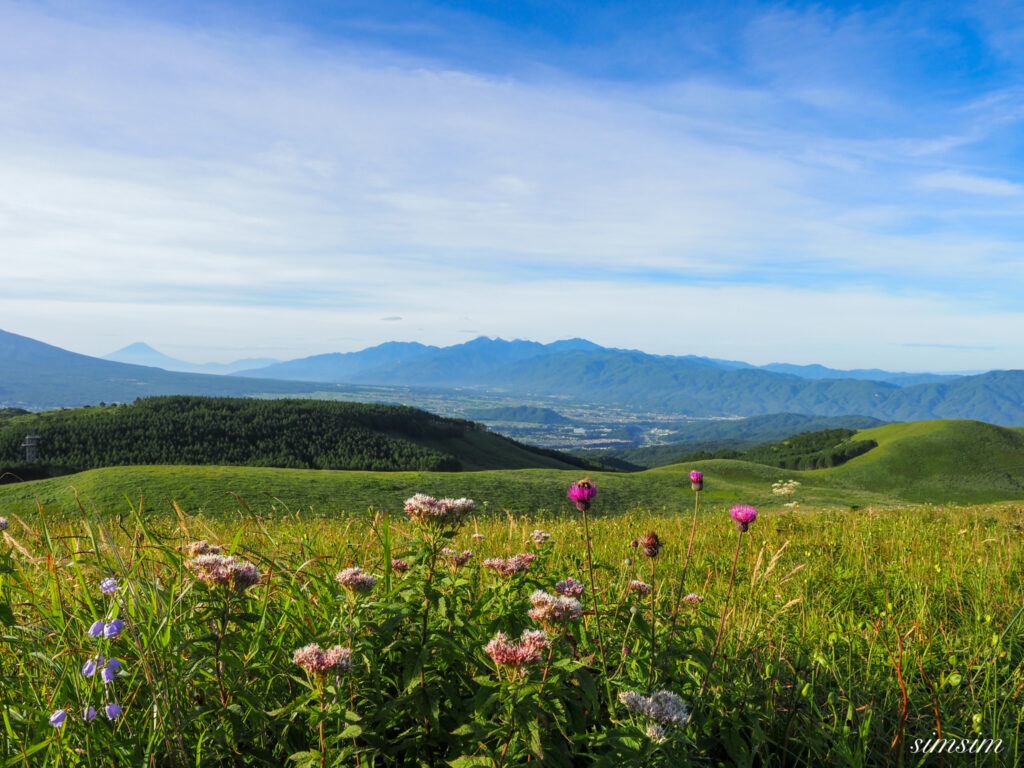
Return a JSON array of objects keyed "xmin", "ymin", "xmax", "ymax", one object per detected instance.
[
  {"xmin": 340, "ymin": 724, "xmax": 363, "ymax": 739},
  {"xmin": 447, "ymin": 756, "xmax": 493, "ymax": 768}
]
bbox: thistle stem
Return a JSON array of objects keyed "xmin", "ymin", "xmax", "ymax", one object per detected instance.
[
  {"xmin": 668, "ymin": 490, "xmax": 700, "ymax": 637},
  {"xmin": 581, "ymin": 505, "xmax": 612, "ymax": 706},
  {"xmin": 703, "ymin": 529, "xmax": 744, "ymax": 692}
]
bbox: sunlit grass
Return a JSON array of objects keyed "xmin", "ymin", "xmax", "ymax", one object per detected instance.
[{"xmin": 1, "ymin": 492, "xmax": 1022, "ymax": 765}]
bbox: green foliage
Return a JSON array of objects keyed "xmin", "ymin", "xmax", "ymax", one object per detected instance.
[{"xmin": 0, "ymin": 396, "xmax": 595, "ymax": 478}]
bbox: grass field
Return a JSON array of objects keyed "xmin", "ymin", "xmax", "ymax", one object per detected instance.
[
  {"xmin": 2, "ymin": 471, "xmax": 1024, "ymax": 765},
  {"xmin": 3, "ymin": 419, "xmax": 1024, "ymax": 522}
]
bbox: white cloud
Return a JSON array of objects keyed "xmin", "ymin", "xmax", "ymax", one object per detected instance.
[{"xmin": 916, "ymin": 171, "xmax": 1023, "ymax": 196}]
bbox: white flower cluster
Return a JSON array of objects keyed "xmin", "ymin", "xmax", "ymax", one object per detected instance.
[
  {"xmin": 618, "ymin": 689, "xmax": 691, "ymax": 728},
  {"xmin": 772, "ymin": 479, "xmax": 800, "ymax": 497}
]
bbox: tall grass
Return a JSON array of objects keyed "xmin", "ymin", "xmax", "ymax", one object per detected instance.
[{"xmin": 1, "ymin": 491, "xmax": 1022, "ymax": 766}]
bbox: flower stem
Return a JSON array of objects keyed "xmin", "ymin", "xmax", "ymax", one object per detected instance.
[
  {"xmin": 647, "ymin": 556, "xmax": 656, "ymax": 689},
  {"xmin": 703, "ymin": 529, "xmax": 743, "ymax": 692},
  {"xmin": 668, "ymin": 490, "xmax": 700, "ymax": 636},
  {"xmin": 581, "ymin": 506, "xmax": 612, "ymax": 707}
]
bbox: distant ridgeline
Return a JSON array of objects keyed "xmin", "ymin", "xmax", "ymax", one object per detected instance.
[
  {"xmin": 0, "ymin": 396, "xmax": 595, "ymax": 480},
  {"xmin": 673, "ymin": 428, "xmax": 878, "ymax": 470}
]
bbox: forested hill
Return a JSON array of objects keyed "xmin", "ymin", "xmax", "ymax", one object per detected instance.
[{"xmin": 0, "ymin": 397, "xmax": 596, "ymax": 477}]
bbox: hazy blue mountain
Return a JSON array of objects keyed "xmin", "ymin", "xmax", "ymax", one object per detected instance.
[
  {"xmin": 5, "ymin": 329, "xmax": 1023, "ymax": 425},
  {"xmin": 235, "ymin": 341, "xmax": 439, "ymax": 382},
  {"xmin": 0, "ymin": 329, "xmax": 337, "ymax": 409},
  {"xmin": 761, "ymin": 362, "xmax": 960, "ymax": 386},
  {"xmin": 104, "ymin": 342, "xmax": 278, "ymax": 374}
]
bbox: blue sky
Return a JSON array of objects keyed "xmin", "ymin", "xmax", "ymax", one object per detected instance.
[{"xmin": 1, "ymin": 0, "xmax": 1023, "ymax": 370}]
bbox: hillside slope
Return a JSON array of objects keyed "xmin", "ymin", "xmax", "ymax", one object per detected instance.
[
  {"xmin": 0, "ymin": 396, "xmax": 594, "ymax": 475},
  {"xmin": 816, "ymin": 419, "xmax": 1024, "ymax": 502},
  {"xmin": 4, "ymin": 420, "xmax": 1024, "ymax": 518}
]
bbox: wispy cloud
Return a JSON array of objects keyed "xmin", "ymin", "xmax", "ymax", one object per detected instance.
[{"xmin": 916, "ymin": 172, "xmax": 1022, "ymax": 196}]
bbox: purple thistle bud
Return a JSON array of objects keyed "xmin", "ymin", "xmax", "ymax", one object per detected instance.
[
  {"xmin": 99, "ymin": 577, "xmax": 118, "ymax": 595},
  {"xmin": 690, "ymin": 470, "xmax": 704, "ymax": 491},
  {"xmin": 83, "ymin": 706, "xmax": 97, "ymax": 722},
  {"xmin": 103, "ymin": 619, "xmax": 124, "ymax": 639},
  {"xmin": 730, "ymin": 504, "xmax": 758, "ymax": 532},
  {"xmin": 88, "ymin": 620, "xmax": 105, "ymax": 638},
  {"xmin": 105, "ymin": 703, "xmax": 123, "ymax": 721},
  {"xmin": 49, "ymin": 709, "xmax": 67, "ymax": 728}
]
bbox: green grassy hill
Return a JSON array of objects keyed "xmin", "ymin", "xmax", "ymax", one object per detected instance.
[
  {"xmin": 0, "ymin": 396, "xmax": 595, "ymax": 477},
  {"xmin": 2, "ymin": 419, "xmax": 1021, "ymax": 519},
  {"xmin": 814, "ymin": 419, "xmax": 1024, "ymax": 502}
]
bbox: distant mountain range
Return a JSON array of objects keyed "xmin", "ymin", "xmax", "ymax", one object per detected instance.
[
  {"xmin": 104, "ymin": 342, "xmax": 279, "ymax": 374},
  {"xmin": 0, "ymin": 328, "xmax": 340, "ymax": 409},
  {"xmin": 4, "ymin": 328, "xmax": 1024, "ymax": 425}
]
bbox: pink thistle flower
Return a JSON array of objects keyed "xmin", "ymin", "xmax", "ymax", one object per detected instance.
[
  {"xmin": 567, "ymin": 478, "xmax": 597, "ymax": 511},
  {"xmin": 689, "ymin": 470, "xmax": 703, "ymax": 491},
  {"xmin": 554, "ymin": 577, "xmax": 585, "ymax": 597},
  {"xmin": 390, "ymin": 558, "xmax": 410, "ymax": 574},
  {"xmin": 628, "ymin": 580, "xmax": 652, "ymax": 597},
  {"xmin": 335, "ymin": 567, "xmax": 377, "ymax": 595},
  {"xmin": 730, "ymin": 504, "xmax": 758, "ymax": 533}
]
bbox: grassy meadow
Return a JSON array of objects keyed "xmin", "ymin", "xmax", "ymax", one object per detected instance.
[{"xmin": 1, "ymin": 471, "xmax": 1023, "ymax": 766}]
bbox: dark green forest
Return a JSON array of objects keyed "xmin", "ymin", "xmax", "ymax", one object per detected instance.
[{"xmin": 0, "ymin": 396, "xmax": 594, "ymax": 479}]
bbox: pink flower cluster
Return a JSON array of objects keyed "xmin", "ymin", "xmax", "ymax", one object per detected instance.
[
  {"xmin": 183, "ymin": 540, "xmax": 223, "ymax": 557},
  {"xmin": 391, "ymin": 558, "xmax": 410, "ymax": 574},
  {"xmin": 484, "ymin": 629, "xmax": 550, "ymax": 669},
  {"xmin": 628, "ymin": 580, "xmax": 652, "ymax": 597},
  {"xmin": 527, "ymin": 590, "xmax": 582, "ymax": 629},
  {"xmin": 554, "ymin": 577, "xmax": 585, "ymax": 597},
  {"xmin": 682, "ymin": 593, "xmax": 703, "ymax": 606},
  {"xmin": 185, "ymin": 555, "xmax": 261, "ymax": 592},
  {"xmin": 483, "ymin": 553, "xmax": 537, "ymax": 577},
  {"xmin": 404, "ymin": 494, "xmax": 475, "ymax": 527},
  {"xmin": 441, "ymin": 548, "xmax": 474, "ymax": 567},
  {"xmin": 529, "ymin": 529, "xmax": 551, "ymax": 545},
  {"xmin": 335, "ymin": 567, "xmax": 377, "ymax": 595},
  {"xmin": 292, "ymin": 643, "xmax": 352, "ymax": 676}
]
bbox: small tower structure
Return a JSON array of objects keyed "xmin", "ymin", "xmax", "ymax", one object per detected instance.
[{"xmin": 23, "ymin": 435, "xmax": 40, "ymax": 463}]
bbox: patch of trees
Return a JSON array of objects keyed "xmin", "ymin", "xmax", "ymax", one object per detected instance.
[
  {"xmin": 0, "ymin": 396, "xmax": 465, "ymax": 474},
  {"xmin": 669, "ymin": 428, "xmax": 878, "ymax": 470}
]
